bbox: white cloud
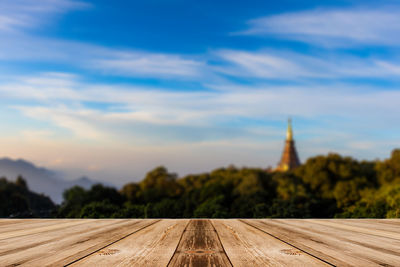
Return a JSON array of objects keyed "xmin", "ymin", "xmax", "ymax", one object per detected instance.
[
  {"xmin": 0, "ymin": 0, "xmax": 205, "ymax": 80},
  {"xmin": 93, "ymin": 51, "xmax": 205, "ymax": 78},
  {"xmin": 0, "ymin": 33, "xmax": 206, "ymax": 79},
  {"xmin": 2, "ymin": 4, "xmax": 400, "ymax": 82},
  {"xmin": 1, "ymin": 2, "xmax": 400, "ymax": 181},
  {"xmin": 17, "ymin": 105, "xmax": 105, "ymax": 140},
  {"xmin": 242, "ymin": 6, "xmax": 400, "ymax": 46},
  {"xmin": 216, "ymin": 50, "xmax": 311, "ymax": 78},
  {"xmin": 0, "ymin": 0, "xmax": 88, "ymax": 32},
  {"xmin": 2, "ymin": 72, "xmax": 400, "ymax": 182},
  {"xmin": 215, "ymin": 49, "xmax": 400, "ymax": 80},
  {"xmin": 375, "ymin": 61, "xmax": 400, "ymax": 75},
  {"xmin": 3, "ymin": 72, "xmax": 400, "ymax": 144}
]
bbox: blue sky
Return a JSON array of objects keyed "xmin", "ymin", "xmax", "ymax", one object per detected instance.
[{"xmin": 1, "ymin": 0, "xmax": 400, "ymax": 185}]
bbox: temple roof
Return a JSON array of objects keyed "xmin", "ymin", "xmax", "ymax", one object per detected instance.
[{"xmin": 277, "ymin": 118, "xmax": 301, "ymax": 171}]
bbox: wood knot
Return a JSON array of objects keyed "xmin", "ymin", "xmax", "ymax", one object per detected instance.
[
  {"xmin": 280, "ymin": 249, "xmax": 302, "ymax": 255},
  {"xmin": 184, "ymin": 249, "xmax": 215, "ymax": 255},
  {"xmin": 98, "ymin": 249, "xmax": 120, "ymax": 256}
]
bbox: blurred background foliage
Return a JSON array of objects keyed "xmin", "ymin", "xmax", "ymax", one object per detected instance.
[{"xmin": 2, "ymin": 150, "xmax": 400, "ymax": 218}]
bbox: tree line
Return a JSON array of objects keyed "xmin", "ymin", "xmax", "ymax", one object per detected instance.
[
  {"xmin": 0, "ymin": 176, "xmax": 55, "ymax": 217},
  {"xmin": 1, "ymin": 150, "xmax": 400, "ymax": 218}
]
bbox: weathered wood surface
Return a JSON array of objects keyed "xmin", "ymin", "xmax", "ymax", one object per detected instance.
[
  {"xmin": 213, "ymin": 220, "xmax": 328, "ymax": 266},
  {"xmin": 0, "ymin": 219, "xmax": 399, "ymax": 267},
  {"xmin": 167, "ymin": 219, "xmax": 232, "ymax": 267}
]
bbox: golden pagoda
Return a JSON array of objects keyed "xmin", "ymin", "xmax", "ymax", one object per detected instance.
[{"xmin": 276, "ymin": 118, "xmax": 301, "ymax": 171}]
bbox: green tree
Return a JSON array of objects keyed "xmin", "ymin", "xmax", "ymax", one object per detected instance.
[
  {"xmin": 140, "ymin": 166, "xmax": 182, "ymax": 203},
  {"xmin": 194, "ymin": 195, "xmax": 228, "ymax": 218},
  {"xmin": 120, "ymin": 182, "xmax": 141, "ymax": 203},
  {"xmin": 80, "ymin": 200, "xmax": 120, "ymax": 218},
  {"xmin": 15, "ymin": 176, "xmax": 28, "ymax": 190},
  {"xmin": 0, "ymin": 177, "xmax": 55, "ymax": 218},
  {"xmin": 58, "ymin": 186, "xmax": 88, "ymax": 218},
  {"xmin": 376, "ymin": 149, "xmax": 400, "ymax": 184}
]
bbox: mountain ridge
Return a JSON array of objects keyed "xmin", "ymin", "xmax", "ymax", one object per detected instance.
[{"xmin": 0, "ymin": 158, "xmax": 110, "ymax": 204}]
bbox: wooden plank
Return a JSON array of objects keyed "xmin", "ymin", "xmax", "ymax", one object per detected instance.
[
  {"xmin": 0, "ymin": 219, "xmax": 90, "ymax": 240},
  {"xmin": 0, "ymin": 219, "xmax": 80, "ymax": 236},
  {"xmin": 0, "ymin": 219, "xmax": 159, "ymax": 266},
  {"xmin": 276, "ymin": 219, "xmax": 400, "ymax": 262},
  {"xmin": 0, "ymin": 219, "xmax": 127, "ymax": 256},
  {"xmin": 309, "ymin": 219, "xmax": 400, "ymax": 239},
  {"xmin": 167, "ymin": 219, "xmax": 233, "ymax": 267},
  {"xmin": 244, "ymin": 219, "xmax": 400, "ymax": 267},
  {"xmin": 0, "ymin": 219, "xmax": 58, "ymax": 229},
  {"xmin": 0, "ymin": 219, "xmax": 399, "ymax": 267},
  {"xmin": 213, "ymin": 219, "xmax": 330, "ymax": 267},
  {"xmin": 69, "ymin": 219, "xmax": 188, "ymax": 267},
  {"xmin": 375, "ymin": 219, "xmax": 400, "ymax": 226},
  {"xmin": 336, "ymin": 219, "xmax": 400, "ymax": 234}
]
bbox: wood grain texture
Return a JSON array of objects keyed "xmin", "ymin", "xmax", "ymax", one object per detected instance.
[
  {"xmin": 167, "ymin": 219, "xmax": 233, "ymax": 267},
  {"xmin": 0, "ymin": 219, "xmax": 68, "ymax": 234},
  {"xmin": 70, "ymin": 219, "xmax": 188, "ymax": 267},
  {"xmin": 0, "ymin": 219, "xmax": 159, "ymax": 267},
  {"xmin": 213, "ymin": 219, "xmax": 329, "ymax": 266},
  {"xmin": 0, "ymin": 219, "xmax": 399, "ymax": 267},
  {"xmin": 243, "ymin": 219, "xmax": 400, "ymax": 267},
  {"xmin": 328, "ymin": 219, "xmax": 400, "ymax": 234},
  {"xmin": 0, "ymin": 219, "xmax": 88, "ymax": 239}
]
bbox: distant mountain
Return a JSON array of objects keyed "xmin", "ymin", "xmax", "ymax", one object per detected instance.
[{"xmin": 0, "ymin": 158, "xmax": 107, "ymax": 204}]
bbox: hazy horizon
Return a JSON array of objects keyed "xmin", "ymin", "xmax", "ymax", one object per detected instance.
[{"xmin": 1, "ymin": 0, "xmax": 400, "ymax": 185}]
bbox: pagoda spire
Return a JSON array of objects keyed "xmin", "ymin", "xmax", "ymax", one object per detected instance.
[
  {"xmin": 286, "ymin": 118, "xmax": 293, "ymax": 141},
  {"xmin": 277, "ymin": 118, "xmax": 301, "ymax": 171}
]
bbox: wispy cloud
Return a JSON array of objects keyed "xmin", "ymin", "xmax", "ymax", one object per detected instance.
[
  {"xmin": 3, "ymin": 72, "xmax": 400, "ymax": 144},
  {"xmin": 3, "ymin": 3, "xmax": 400, "ymax": 82},
  {"xmin": 2, "ymin": 1, "xmax": 400, "ymax": 183},
  {"xmin": 0, "ymin": 1, "xmax": 205, "ymax": 80},
  {"xmin": 242, "ymin": 6, "xmax": 400, "ymax": 47},
  {"xmin": 0, "ymin": 33, "xmax": 206, "ymax": 79},
  {"xmin": 215, "ymin": 49, "xmax": 400, "ymax": 80},
  {"xmin": 2, "ymin": 71, "xmax": 400, "ymax": 181},
  {"xmin": 17, "ymin": 105, "xmax": 105, "ymax": 140},
  {"xmin": 0, "ymin": 0, "xmax": 88, "ymax": 32},
  {"xmin": 92, "ymin": 51, "xmax": 205, "ymax": 78},
  {"xmin": 216, "ymin": 50, "xmax": 311, "ymax": 79}
]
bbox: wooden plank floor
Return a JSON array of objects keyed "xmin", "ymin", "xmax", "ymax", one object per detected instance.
[{"xmin": 0, "ymin": 219, "xmax": 399, "ymax": 266}]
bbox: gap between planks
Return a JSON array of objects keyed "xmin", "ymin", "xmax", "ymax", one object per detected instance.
[
  {"xmin": 167, "ymin": 219, "xmax": 233, "ymax": 267},
  {"xmin": 2, "ymin": 219, "xmax": 399, "ymax": 267},
  {"xmin": 239, "ymin": 219, "xmax": 335, "ymax": 266},
  {"xmin": 64, "ymin": 219, "xmax": 161, "ymax": 266},
  {"xmin": 67, "ymin": 219, "xmax": 331, "ymax": 267}
]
